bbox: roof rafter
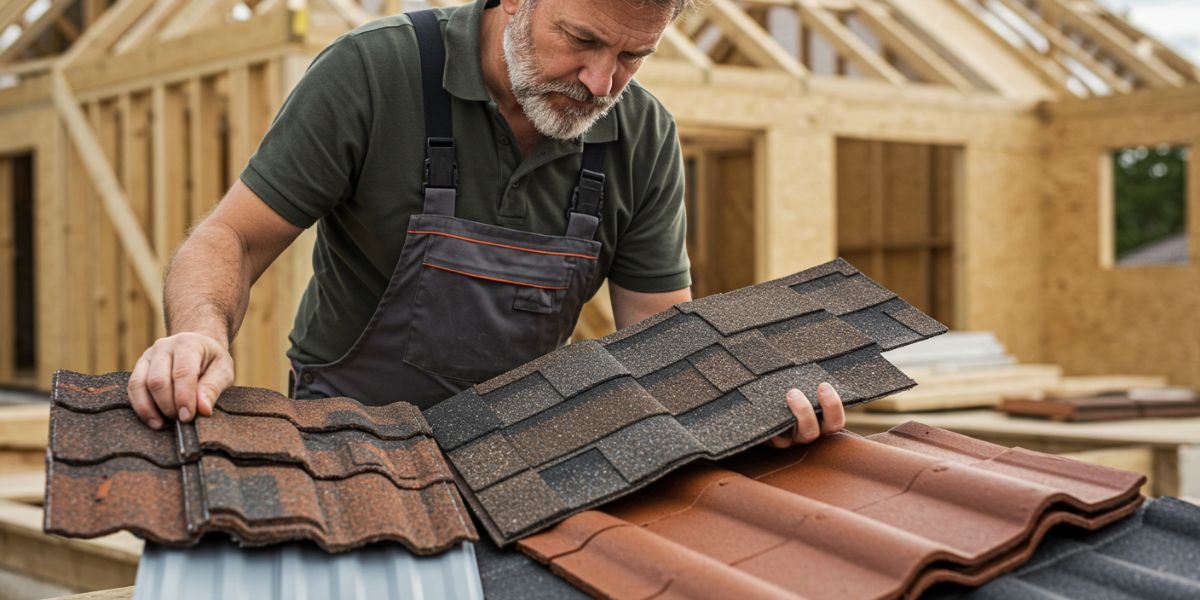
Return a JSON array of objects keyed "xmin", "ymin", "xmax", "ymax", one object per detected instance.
[
  {"xmin": 1039, "ymin": 0, "xmax": 1185, "ymax": 87},
  {"xmin": 851, "ymin": 0, "xmax": 974, "ymax": 90},
  {"xmin": 796, "ymin": 0, "xmax": 907, "ymax": 85},
  {"xmin": 0, "ymin": 0, "xmax": 77, "ymax": 65},
  {"xmin": 991, "ymin": 0, "xmax": 1131, "ymax": 94},
  {"xmin": 706, "ymin": 0, "xmax": 808, "ymax": 78}
]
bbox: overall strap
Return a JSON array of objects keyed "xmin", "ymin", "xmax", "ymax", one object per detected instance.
[
  {"xmin": 410, "ymin": 10, "xmax": 456, "ymax": 216},
  {"xmin": 565, "ymin": 142, "xmax": 607, "ymax": 240}
]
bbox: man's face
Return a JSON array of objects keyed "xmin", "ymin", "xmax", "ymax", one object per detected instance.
[{"xmin": 502, "ymin": 0, "xmax": 672, "ymax": 140}]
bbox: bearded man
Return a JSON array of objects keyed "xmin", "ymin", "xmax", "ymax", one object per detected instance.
[{"xmin": 125, "ymin": 0, "xmax": 846, "ymax": 448}]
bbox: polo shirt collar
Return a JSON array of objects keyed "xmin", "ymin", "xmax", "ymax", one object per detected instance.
[{"xmin": 442, "ymin": 0, "xmax": 619, "ymax": 145}]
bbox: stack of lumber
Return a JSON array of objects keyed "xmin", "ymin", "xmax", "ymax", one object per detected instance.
[
  {"xmin": 869, "ymin": 332, "xmax": 1170, "ymax": 413},
  {"xmin": 1001, "ymin": 386, "xmax": 1199, "ymax": 422}
]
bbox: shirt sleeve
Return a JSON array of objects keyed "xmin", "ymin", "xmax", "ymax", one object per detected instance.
[
  {"xmin": 239, "ymin": 35, "xmax": 373, "ymax": 228},
  {"xmin": 607, "ymin": 119, "xmax": 693, "ymax": 293}
]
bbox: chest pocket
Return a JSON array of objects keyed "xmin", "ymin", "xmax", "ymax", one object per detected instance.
[{"xmin": 402, "ymin": 225, "xmax": 599, "ymax": 383}]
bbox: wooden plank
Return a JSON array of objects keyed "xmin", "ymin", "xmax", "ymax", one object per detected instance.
[
  {"xmin": 159, "ymin": 0, "xmax": 242, "ymax": 41},
  {"xmin": 0, "ymin": 1, "xmax": 34, "ymax": 39},
  {"xmin": 868, "ymin": 373, "xmax": 1064, "ymax": 412},
  {"xmin": 64, "ymin": 108, "xmax": 94, "ymax": 374},
  {"xmin": 226, "ymin": 65, "xmax": 261, "ymax": 386},
  {"xmin": 1040, "ymin": 0, "xmax": 1184, "ymax": 88},
  {"xmin": 1058, "ymin": 446, "xmax": 1153, "ymax": 495},
  {"xmin": 52, "ymin": 587, "xmax": 135, "ymax": 600},
  {"xmin": 660, "ymin": 25, "xmax": 714, "ymax": 71},
  {"xmin": 0, "ymin": 159, "xmax": 12, "ymax": 382},
  {"xmin": 0, "ymin": 499, "xmax": 140, "ymax": 591},
  {"xmin": 152, "ymin": 82, "xmax": 188, "ymax": 336},
  {"xmin": 187, "ymin": 76, "xmax": 220, "ymax": 224},
  {"xmin": 1042, "ymin": 375, "xmax": 1169, "ymax": 399},
  {"xmin": 0, "ymin": 404, "xmax": 49, "ymax": 450},
  {"xmin": 120, "ymin": 92, "xmax": 154, "ymax": 366},
  {"xmin": 797, "ymin": 0, "xmax": 907, "ymax": 85},
  {"xmin": 88, "ymin": 101, "xmax": 121, "ymax": 374},
  {"xmin": 112, "ymin": 0, "xmax": 187, "ymax": 55},
  {"xmin": 706, "ymin": 0, "xmax": 808, "ymax": 78},
  {"xmin": 51, "ymin": 71, "xmax": 164, "ymax": 323},
  {"xmin": 846, "ymin": 409, "xmax": 1200, "ymax": 447},
  {"xmin": 0, "ymin": 0, "xmax": 76, "ymax": 65},
  {"xmin": 851, "ymin": 0, "xmax": 974, "ymax": 91},
  {"xmin": 989, "ymin": 0, "xmax": 1131, "ymax": 94},
  {"xmin": 0, "ymin": 471, "xmax": 44, "ymax": 503},
  {"xmin": 64, "ymin": 7, "xmax": 292, "ymax": 95},
  {"xmin": 60, "ymin": 0, "xmax": 158, "ymax": 67},
  {"xmin": 944, "ymin": 0, "xmax": 1074, "ymax": 95}
]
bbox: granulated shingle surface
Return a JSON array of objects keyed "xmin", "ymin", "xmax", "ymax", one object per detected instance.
[
  {"xmin": 517, "ymin": 422, "xmax": 1145, "ymax": 600},
  {"xmin": 928, "ymin": 497, "xmax": 1200, "ymax": 600},
  {"xmin": 426, "ymin": 258, "xmax": 949, "ymax": 546},
  {"xmin": 44, "ymin": 371, "xmax": 477, "ymax": 554}
]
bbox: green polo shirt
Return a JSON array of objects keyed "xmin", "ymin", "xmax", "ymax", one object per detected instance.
[{"xmin": 241, "ymin": 0, "xmax": 691, "ymax": 365}]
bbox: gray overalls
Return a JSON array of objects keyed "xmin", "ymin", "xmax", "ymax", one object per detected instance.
[{"xmin": 291, "ymin": 10, "xmax": 607, "ymax": 410}]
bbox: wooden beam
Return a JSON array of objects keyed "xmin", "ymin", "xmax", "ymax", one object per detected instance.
[
  {"xmin": 51, "ymin": 70, "xmax": 164, "ymax": 321},
  {"xmin": 0, "ymin": 404, "xmax": 48, "ymax": 451},
  {"xmin": 55, "ymin": 587, "xmax": 135, "ymax": 600},
  {"xmin": 159, "ymin": 0, "xmax": 242, "ymax": 41},
  {"xmin": 0, "ymin": 500, "xmax": 140, "ymax": 591},
  {"xmin": 64, "ymin": 6, "xmax": 293, "ymax": 95},
  {"xmin": 60, "ymin": 0, "xmax": 158, "ymax": 67},
  {"xmin": 0, "ymin": 159, "xmax": 12, "ymax": 383},
  {"xmin": 659, "ymin": 24, "xmax": 714, "ymax": 71},
  {"xmin": 990, "ymin": 0, "xmax": 1131, "ymax": 94},
  {"xmin": 325, "ymin": 0, "xmax": 372, "ymax": 27},
  {"xmin": 852, "ymin": 0, "xmax": 974, "ymax": 91},
  {"xmin": 1040, "ymin": 0, "xmax": 1184, "ymax": 88},
  {"xmin": 705, "ymin": 0, "xmax": 808, "ymax": 78},
  {"xmin": 796, "ymin": 0, "xmax": 907, "ymax": 85},
  {"xmin": 53, "ymin": 16, "xmax": 81, "ymax": 43},
  {"xmin": 0, "ymin": 471, "xmax": 44, "ymax": 503},
  {"xmin": 0, "ymin": 0, "xmax": 76, "ymax": 64},
  {"xmin": 112, "ymin": 0, "xmax": 186, "ymax": 55},
  {"xmin": 0, "ymin": 2, "xmax": 34, "ymax": 39},
  {"xmin": 944, "ymin": 0, "xmax": 1075, "ymax": 95}
]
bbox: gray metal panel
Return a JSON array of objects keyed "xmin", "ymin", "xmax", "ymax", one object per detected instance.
[{"xmin": 134, "ymin": 536, "xmax": 483, "ymax": 600}]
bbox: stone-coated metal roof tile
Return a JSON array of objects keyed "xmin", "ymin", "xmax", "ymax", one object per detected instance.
[
  {"xmin": 429, "ymin": 259, "xmax": 948, "ymax": 546},
  {"xmin": 44, "ymin": 371, "xmax": 477, "ymax": 554},
  {"xmin": 517, "ymin": 422, "xmax": 1145, "ymax": 600}
]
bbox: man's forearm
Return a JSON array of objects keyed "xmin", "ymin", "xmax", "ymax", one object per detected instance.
[{"xmin": 162, "ymin": 220, "xmax": 255, "ymax": 348}]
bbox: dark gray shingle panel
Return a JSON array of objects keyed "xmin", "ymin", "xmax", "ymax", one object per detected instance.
[
  {"xmin": 426, "ymin": 258, "xmax": 948, "ymax": 546},
  {"xmin": 931, "ymin": 497, "xmax": 1200, "ymax": 599}
]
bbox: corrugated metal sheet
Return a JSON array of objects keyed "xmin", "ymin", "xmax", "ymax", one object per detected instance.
[{"xmin": 133, "ymin": 536, "xmax": 483, "ymax": 600}]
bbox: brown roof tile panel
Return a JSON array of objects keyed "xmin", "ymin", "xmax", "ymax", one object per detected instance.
[
  {"xmin": 429, "ymin": 259, "xmax": 949, "ymax": 546},
  {"xmin": 1000, "ymin": 393, "xmax": 1200, "ymax": 422},
  {"xmin": 45, "ymin": 371, "xmax": 477, "ymax": 554},
  {"xmin": 518, "ymin": 422, "xmax": 1145, "ymax": 600}
]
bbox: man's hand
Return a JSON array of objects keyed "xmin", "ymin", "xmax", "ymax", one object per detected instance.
[
  {"xmin": 767, "ymin": 382, "xmax": 846, "ymax": 448},
  {"xmin": 128, "ymin": 332, "xmax": 234, "ymax": 430}
]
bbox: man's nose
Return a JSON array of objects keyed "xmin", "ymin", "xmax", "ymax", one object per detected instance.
[{"xmin": 578, "ymin": 55, "xmax": 617, "ymax": 98}]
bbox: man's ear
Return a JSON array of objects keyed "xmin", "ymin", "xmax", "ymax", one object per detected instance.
[{"xmin": 500, "ymin": 0, "xmax": 522, "ymax": 17}]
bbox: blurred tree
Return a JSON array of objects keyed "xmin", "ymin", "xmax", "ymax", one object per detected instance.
[{"xmin": 1112, "ymin": 144, "xmax": 1188, "ymax": 258}]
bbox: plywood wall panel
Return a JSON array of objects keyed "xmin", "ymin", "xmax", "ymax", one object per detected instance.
[{"xmin": 1041, "ymin": 90, "xmax": 1200, "ymax": 387}]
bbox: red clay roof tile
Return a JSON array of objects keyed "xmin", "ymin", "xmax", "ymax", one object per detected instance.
[
  {"xmin": 44, "ymin": 371, "xmax": 477, "ymax": 554},
  {"xmin": 427, "ymin": 259, "xmax": 950, "ymax": 546},
  {"xmin": 518, "ymin": 422, "xmax": 1145, "ymax": 600}
]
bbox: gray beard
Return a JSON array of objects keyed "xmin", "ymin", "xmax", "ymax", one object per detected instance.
[{"xmin": 501, "ymin": 3, "xmax": 623, "ymax": 140}]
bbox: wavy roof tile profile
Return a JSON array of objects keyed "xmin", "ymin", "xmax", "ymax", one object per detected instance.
[
  {"xmin": 426, "ymin": 258, "xmax": 949, "ymax": 546},
  {"xmin": 929, "ymin": 497, "xmax": 1200, "ymax": 600},
  {"xmin": 517, "ymin": 422, "xmax": 1145, "ymax": 600},
  {"xmin": 44, "ymin": 371, "xmax": 477, "ymax": 554}
]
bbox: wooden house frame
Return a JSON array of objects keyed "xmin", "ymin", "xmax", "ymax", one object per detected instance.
[{"xmin": 0, "ymin": 0, "xmax": 1197, "ymax": 392}]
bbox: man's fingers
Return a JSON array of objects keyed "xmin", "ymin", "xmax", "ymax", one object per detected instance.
[
  {"xmin": 786, "ymin": 389, "xmax": 821, "ymax": 444},
  {"xmin": 817, "ymin": 382, "xmax": 845, "ymax": 435},
  {"xmin": 128, "ymin": 352, "xmax": 165, "ymax": 429},
  {"xmin": 145, "ymin": 348, "xmax": 178, "ymax": 420},
  {"xmin": 171, "ymin": 345, "xmax": 203, "ymax": 422},
  {"xmin": 195, "ymin": 354, "xmax": 235, "ymax": 417}
]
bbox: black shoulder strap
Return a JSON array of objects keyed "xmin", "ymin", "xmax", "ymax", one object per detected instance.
[
  {"xmin": 566, "ymin": 142, "xmax": 607, "ymax": 239},
  {"xmin": 410, "ymin": 9, "xmax": 456, "ymax": 216}
]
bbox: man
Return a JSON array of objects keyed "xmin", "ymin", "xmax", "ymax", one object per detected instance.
[{"xmin": 126, "ymin": 0, "xmax": 845, "ymax": 448}]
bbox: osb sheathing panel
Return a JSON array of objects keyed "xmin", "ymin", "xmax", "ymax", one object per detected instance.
[
  {"xmin": 0, "ymin": 105, "xmax": 62, "ymax": 388},
  {"xmin": 960, "ymin": 148, "xmax": 1046, "ymax": 363},
  {"xmin": 1041, "ymin": 89, "xmax": 1200, "ymax": 388}
]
